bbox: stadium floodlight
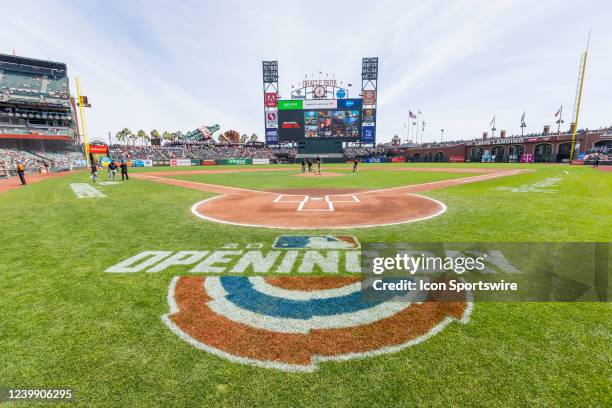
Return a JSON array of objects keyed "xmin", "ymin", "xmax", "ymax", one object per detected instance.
[
  {"xmin": 361, "ymin": 57, "xmax": 378, "ymax": 80},
  {"xmin": 262, "ymin": 61, "xmax": 279, "ymax": 82}
]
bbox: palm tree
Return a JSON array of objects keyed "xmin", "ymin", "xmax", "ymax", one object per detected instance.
[
  {"xmin": 137, "ymin": 129, "xmax": 148, "ymax": 146},
  {"xmin": 240, "ymin": 134, "xmax": 248, "ymax": 144},
  {"xmin": 162, "ymin": 131, "xmax": 173, "ymax": 142},
  {"xmin": 116, "ymin": 128, "xmax": 131, "ymax": 146},
  {"xmin": 250, "ymin": 133, "xmax": 258, "ymax": 142},
  {"xmin": 129, "ymin": 131, "xmax": 138, "ymax": 146}
]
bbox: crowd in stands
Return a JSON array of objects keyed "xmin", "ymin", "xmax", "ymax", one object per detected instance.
[
  {"xmin": 0, "ymin": 126, "xmax": 72, "ymax": 136},
  {"xmin": 109, "ymin": 144, "xmax": 280, "ymax": 161},
  {"xmin": 35, "ymin": 151, "xmax": 84, "ymax": 167},
  {"xmin": 584, "ymin": 145, "xmax": 611, "ymax": 162},
  {"xmin": 109, "ymin": 145, "xmax": 169, "ymax": 160},
  {"xmin": 0, "ymin": 148, "xmax": 84, "ymax": 176},
  {"xmin": 189, "ymin": 145, "xmax": 276, "ymax": 160},
  {"xmin": 0, "ymin": 148, "xmax": 39, "ymax": 168},
  {"xmin": 343, "ymin": 146, "xmax": 386, "ymax": 158},
  {"xmin": 273, "ymin": 147, "xmax": 297, "ymax": 159},
  {"xmin": 584, "ymin": 152, "xmax": 610, "ymax": 162},
  {"xmin": 588, "ymin": 146, "xmax": 610, "ymax": 154}
]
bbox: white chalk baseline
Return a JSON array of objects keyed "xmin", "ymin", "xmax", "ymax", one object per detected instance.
[{"xmin": 273, "ymin": 194, "xmax": 360, "ymax": 212}]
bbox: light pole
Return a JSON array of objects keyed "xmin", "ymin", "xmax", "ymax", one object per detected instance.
[
  {"xmin": 440, "ymin": 129, "xmax": 444, "ymax": 143},
  {"xmin": 520, "ymin": 121, "xmax": 526, "ymax": 137}
]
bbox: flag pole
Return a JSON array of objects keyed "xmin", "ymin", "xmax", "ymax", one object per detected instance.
[{"xmin": 407, "ymin": 121, "xmax": 411, "ymax": 144}]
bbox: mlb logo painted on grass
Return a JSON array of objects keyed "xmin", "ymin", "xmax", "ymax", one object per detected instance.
[
  {"xmin": 162, "ymin": 275, "xmax": 471, "ymax": 372},
  {"xmin": 273, "ymin": 235, "xmax": 360, "ymax": 249}
]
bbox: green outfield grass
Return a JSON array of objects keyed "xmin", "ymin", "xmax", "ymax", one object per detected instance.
[
  {"xmin": 0, "ymin": 163, "xmax": 610, "ymax": 407},
  {"xmin": 162, "ymin": 167, "xmax": 477, "ymax": 190}
]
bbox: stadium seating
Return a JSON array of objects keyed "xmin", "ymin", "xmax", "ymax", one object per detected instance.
[
  {"xmin": 34, "ymin": 151, "xmax": 85, "ymax": 167},
  {"xmin": 0, "ymin": 126, "xmax": 72, "ymax": 136},
  {"xmin": 0, "ymin": 148, "xmax": 40, "ymax": 167}
]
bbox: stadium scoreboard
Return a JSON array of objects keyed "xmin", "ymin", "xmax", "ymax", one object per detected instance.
[{"xmin": 277, "ymin": 98, "xmax": 374, "ymax": 143}]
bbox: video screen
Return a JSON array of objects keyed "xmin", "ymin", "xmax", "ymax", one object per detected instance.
[{"xmin": 278, "ymin": 107, "xmax": 361, "ymax": 141}]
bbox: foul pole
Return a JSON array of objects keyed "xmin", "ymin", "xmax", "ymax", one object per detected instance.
[
  {"xmin": 75, "ymin": 77, "xmax": 89, "ymax": 166},
  {"xmin": 569, "ymin": 31, "xmax": 590, "ymax": 161}
]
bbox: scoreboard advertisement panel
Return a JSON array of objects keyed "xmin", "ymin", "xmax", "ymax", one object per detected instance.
[{"xmin": 277, "ymin": 99, "xmax": 366, "ymax": 142}]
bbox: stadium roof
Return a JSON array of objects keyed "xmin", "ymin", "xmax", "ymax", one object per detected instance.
[{"xmin": 0, "ymin": 53, "xmax": 67, "ymax": 73}]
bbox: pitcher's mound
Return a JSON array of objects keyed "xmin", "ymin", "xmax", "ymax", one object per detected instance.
[{"xmin": 292, "ymin": 172, "xmax": 344, "ymax": 177}]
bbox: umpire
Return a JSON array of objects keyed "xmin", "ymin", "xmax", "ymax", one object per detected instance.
[
  {"xmin": 120, "ymin": 160, "xmax": 129, "ymax": 180},
  {"xmin": 16, "ymin": 161, "xmax": 26, "ymax": 185}
]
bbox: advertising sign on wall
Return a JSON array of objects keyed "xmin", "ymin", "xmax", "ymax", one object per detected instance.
[
  {"xmin": 252, "ymin": 158, "xmax": 270, "ymax": 165},
  {"xmin": 218, "ymin": 158, "xmax": 252, "ymax": 165},
  {"xmin": 362, "ymin": 125, "xmax": 376, "ymax": 144},
  {"xmin": 391, "ymin": 156, "xmax": 406, "ymax": 163},
  {"xmin": 363, "ymin": 157, "xmax": 385, "ymax": 163},
  {"xmin": 448, "ymin": 155, "xmax": 465, "ymax": 163},
  {"xmin": 202, "ymin": 160, "xmax": 217, "ymax": 165},
  {"xmin": 265, "ymin": 111, "xmax": 278, "ymax": 128},
  {"xmin": 170, "ymin": 159, "xmax": 192, "ymax": 166},
  {"xmin": 88, "ymin": 145, "xmax": 108, "ymax": 154},
  {"xmin": 362, "ymin": 108, "xmax": 376, "ymax": 123},
  {"xmin": 363, "ymin": 90, "xmax": 377, "ymax": 105},
  {"xmin": 266, "ymin": 127, "xmax": 279, "ymax": 144},
  {"xmin": 303, "ymin": 100, "xmax": 338, "ymax": 110},
  {"xmin": 278, "ymin": 100, "xmax": 303, "ymax": 110},
  {"xmin": 132, "ymin": 159, "xmax": 153, "ymax": 167},
  {"xmin": 520, "ymin": 153, "xmax": 534, "ymax": 163},
  {"xmin": 264, "ymin": 92, "xmax": 278, "ymax": 108},
  {"xmin": 337, "ymin": 99, "xmax": 362, "ymax": 110}
]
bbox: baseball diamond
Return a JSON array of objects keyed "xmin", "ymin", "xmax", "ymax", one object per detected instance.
[
  {"xmin": 132, "ymin": 167, "xmax": 529, "ymax": 228},
  {"xmin": 1, "ymin": 4, "xmax": 611, "ymax": 407}
]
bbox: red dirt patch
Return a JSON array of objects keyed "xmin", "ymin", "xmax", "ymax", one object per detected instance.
[
  {"xmin": 0, "ymin": 171, "xmax": 78, "ymax": 195},
  {"xmin": 192, "ymin": 190, "xmax": 444, "ymax": 229},
  {"xmin": 264, "ymin": 276, "xmax": 360, "ymax": 291}
]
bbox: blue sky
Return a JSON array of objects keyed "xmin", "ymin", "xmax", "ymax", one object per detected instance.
[{"xmin": 3, "ymin": 0, "xmax": 611, "ymax": 144}]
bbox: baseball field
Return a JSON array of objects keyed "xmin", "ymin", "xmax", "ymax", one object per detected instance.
[{"xmin": 0, "ymin": 162, "xmax": 610, "ymax": 407}]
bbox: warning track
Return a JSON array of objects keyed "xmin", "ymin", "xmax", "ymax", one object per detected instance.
[{"xmin": 133, "ymin": 167, "xmax": 529, "ymax": 229}]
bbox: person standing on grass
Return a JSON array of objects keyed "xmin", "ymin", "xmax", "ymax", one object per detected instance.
[
  {"xmin": 108, "ymin": 161, "xmax": 117, "ymax": 180},
  {"xmin": 120, "ymin": 160, "xmax": 129, "ymax": 180},
  {"xmin": 16, "ymin": 161, "xmax": 26, "ymax": 185},
  {"xmin": 90, "ymin": 162, "xmax": 98, "ymax": 183},
  {"xmin": 307, "ymin": 158, "xmax": 313, "ymax": 174},
  {"xmin": 593, "ymin": 155, "xmax": 600, "ymax": 168},
  {"xmin": 316, "ymin": 156, "xmax": 321, "ymax": 174},
  {"xmin": 301, "ymin": 158, "xmax": 306, "ymax": 174},
  {"xmin": 43, "ymin": 161, "xmax": 50, "ymax": 175},
  {"xmin": 352, "ymin": 159, "xmax": 359, "ymax": 173}
]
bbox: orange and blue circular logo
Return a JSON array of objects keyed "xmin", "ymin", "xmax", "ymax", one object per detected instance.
[{"xmin": 162, "ymin": 276, "xmax": 471, "ymax": 372}]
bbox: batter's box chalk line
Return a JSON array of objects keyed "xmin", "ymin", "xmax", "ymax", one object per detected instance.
[{"xmin": 273, "ymin": 194, "xmax": 360, "ymax": 212}]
